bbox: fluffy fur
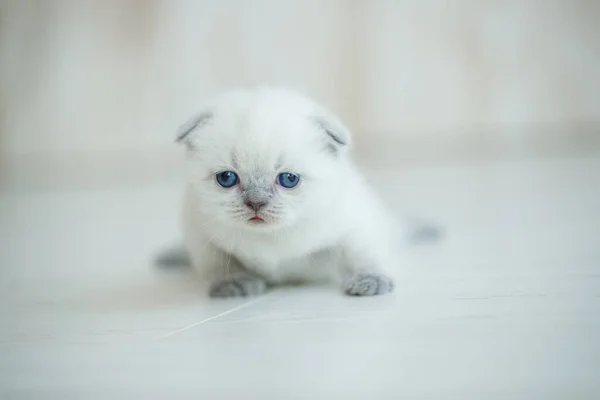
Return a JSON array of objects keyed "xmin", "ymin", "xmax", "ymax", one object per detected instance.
[{"xmin": 178, "ymin": 87, "xmax": 398, "ymax": 297}]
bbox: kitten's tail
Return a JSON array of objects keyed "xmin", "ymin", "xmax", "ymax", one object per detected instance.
[
  {"xmin": 154, "ymin": 244, "xmax": 191, "ymax": 268},
  {"xmin": 404, "ymin": 220, "xmax": 444, "ymax": 244}
]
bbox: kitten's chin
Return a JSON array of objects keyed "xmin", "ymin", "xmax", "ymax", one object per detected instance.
[
  {"xmin": 236, "ymin": 217, "xmax": 288, "ymax": 232},
  {"xmin": 245, "ymin": 219, "xmax": 278, "ymax": 230}
]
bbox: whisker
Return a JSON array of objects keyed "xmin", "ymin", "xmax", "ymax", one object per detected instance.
[
  {"xmin": 202, "ymin": 233, "xmax": 218, "ymax": 252},
  {"xmin": 198, "ymin": 217, "xmax": 216, "ymax": 229},
  {"xmin": 224, "ymin": 223, "xmax": 240, "ymax": 280}
]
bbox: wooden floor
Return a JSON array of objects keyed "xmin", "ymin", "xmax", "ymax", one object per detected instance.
[{"xmin": 1, "ymin": 151, "xmax": 599, "ymax": 399}]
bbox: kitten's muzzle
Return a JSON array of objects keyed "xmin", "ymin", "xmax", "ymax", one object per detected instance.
[
  {"xmin": 242, "ymin": 185, "xmax": 271, "ymax": 213},
  {"xmin": 245, "ymin": 200, "xmax": 267, "ymax": 212}
]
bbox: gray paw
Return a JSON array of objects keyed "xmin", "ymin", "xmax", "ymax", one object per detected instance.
[
  {"xmin": 209, "ymin": 275, "xmax": 267, "ymax": 298},
  {"xmin": 344, "ymin": 273, "xmax": 394, "ymax": 296}
]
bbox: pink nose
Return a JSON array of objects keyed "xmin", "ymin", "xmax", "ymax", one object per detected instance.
[{"xmin": 245, "ymin": 201, "xmax": 266, "ymax": 212}]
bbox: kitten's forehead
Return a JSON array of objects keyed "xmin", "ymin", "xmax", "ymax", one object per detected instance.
[
  {"xmin": 207, "ymin": 93, "xmax": 318, "ymax": 165},
  {"xmin": 231, "ymin": 145, "xmax": 283, "ymax": 172},
  {"xmin": 185, "ymin": 87, "xmax": 349, "ymax": 167},
  {"xmin": 225, "ymin": 101, "xmax": 314, "ymax": 144}
]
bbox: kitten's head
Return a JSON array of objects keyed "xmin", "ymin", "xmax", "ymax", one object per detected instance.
[{"xmin": 177, "ymin": 87, "xmax": 352, "ymax": 232}]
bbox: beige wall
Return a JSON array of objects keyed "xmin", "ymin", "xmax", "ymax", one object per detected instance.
[{"xmin": 1, "ymin": 0, "xmax": 599, "ymax": 156}]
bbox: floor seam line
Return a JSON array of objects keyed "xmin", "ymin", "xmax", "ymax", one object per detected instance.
[{"xmin": 159, "ymin": 296, "xmax": 268, "ymax": 340}]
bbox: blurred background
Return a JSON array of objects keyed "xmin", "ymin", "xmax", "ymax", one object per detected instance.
[{"xmin": 1, "ymin": 0, "xmax": 599, "ymax": 172}]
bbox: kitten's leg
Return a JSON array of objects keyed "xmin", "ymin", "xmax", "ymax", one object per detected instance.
[
  {"xmin": 208, "ymin": 252, "xmax": 268, "ymax": 298},
  {"xmin": 344, "ymin": 271, "xmax": 394, "ymax": 296},
  {"xmin": 339, "ymin": 234, "xmax": 395, "ymax": 297},
  {"xmin": 187, "ymin": 241, "xmax": 268, "ymax": 298},
  {"xmin": 209, "ymin": 265, "xmax": 268, "ymax": 298}
]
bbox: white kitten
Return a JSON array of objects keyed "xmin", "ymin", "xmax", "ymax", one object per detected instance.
[{"xmin": 177, "ymin": 87, "xmax": 397, "ymax": 297}]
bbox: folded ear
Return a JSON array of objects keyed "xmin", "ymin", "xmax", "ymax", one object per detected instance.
[
  {"xmin": 175, "ymin": 110, "xmax": 213, "ymax": 145},
  {"xmin": 313, "ymin": 114, "xmax": 351, "ymax": 155}
]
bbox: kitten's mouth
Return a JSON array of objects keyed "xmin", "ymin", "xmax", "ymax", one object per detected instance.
[{"xmin": 249, "ymin": 216, "xmax": 265, "ymax": 223}]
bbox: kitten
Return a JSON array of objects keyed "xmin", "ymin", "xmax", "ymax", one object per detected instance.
[{"xmin": 177, "ymin": 87, "xmax": 398, "ymax": 297}]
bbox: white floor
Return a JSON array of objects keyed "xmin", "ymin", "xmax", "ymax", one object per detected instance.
[{"xmin": 1, "ymin": 151, "xmax": 600, "ymax": 399}]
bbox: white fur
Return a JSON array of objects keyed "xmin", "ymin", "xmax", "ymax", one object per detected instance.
[{"xmin": 179, "ymin": 87, "xmax": 397, "ymax": 296}]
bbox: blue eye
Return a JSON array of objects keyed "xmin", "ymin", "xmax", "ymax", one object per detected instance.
[
  {"xmin": 216, "ymin": 171, "xmax": 239, "ymax": 188},
  {"xmin": 277, "ymin": 172, "xmax": 300, "ymax": 188}
]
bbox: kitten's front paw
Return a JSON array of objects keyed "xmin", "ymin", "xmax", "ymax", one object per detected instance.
[
  {"xmin": 344, "ymin": 272, "xmax": 394, "ymax": 296},
  {"xmin": 209, "ymin": 275, "xmax": 267, "ymax": 298}
]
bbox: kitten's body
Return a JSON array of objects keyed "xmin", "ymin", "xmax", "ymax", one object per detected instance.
[{"xmin": 179, "ymin": 87, "xmax": 397, "ymax": 297}]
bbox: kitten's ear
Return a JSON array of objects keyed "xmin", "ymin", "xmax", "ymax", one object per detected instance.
[
  {"xmin": 313, "ymin": 114, "xmax": 351, "ymax": 155},
  {"xmin": 175, "ymin": 110, "xmax": 213, "ymax": 146}
]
